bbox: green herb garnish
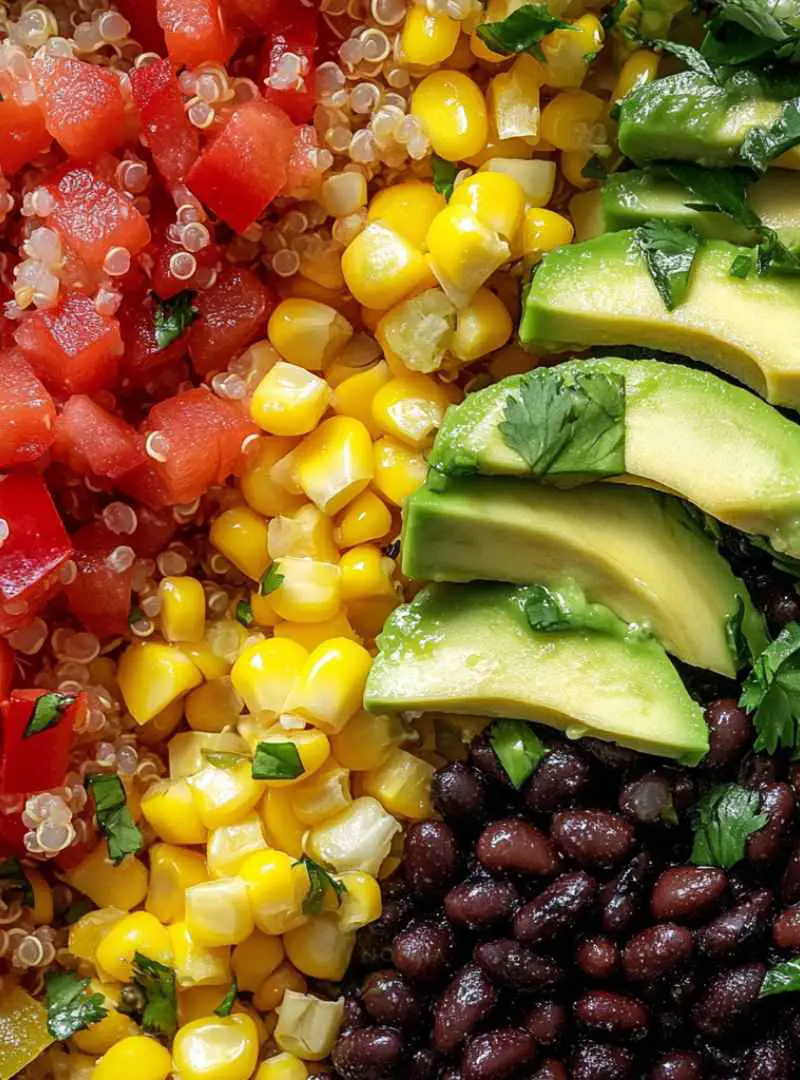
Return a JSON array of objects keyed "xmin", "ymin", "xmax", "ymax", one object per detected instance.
[
  {"xmin": 725, "ymin": 596, "xmax": 753, "ymax": 671},
  {"xmin": 252, "ymin": 741, "xmax": 305, "ymax": 781},
  {"xmin": 131, "ymin": 953, "xmax": 177, "ymax": 1040},
  {"xmin": 477, "ymin": 3, "xmax": 574, "ymax": 59},
  {"xmin": 235, "ymin": 600, "xmax": 254, "ymax": 628},
  {"xmin": 634, "ymin": 220, "xmax": 701, "ymax": 311},
  {"xmin": 741, "ymin": 97, "xmax": 800, "ymax": 172},
  {"xmin": 24, "ymin": 692, "xmax": 75, "ymax": 738},
  {"xmin": 0, "ymin": 857, "xmax": 33, "ymax": 907},
  {"xmin": 741, "ymin": 622, "xmax": 800, "ymax": 754},
  {"xmin": 431, "ymin": 154, "xmax": 459, "ymax": 201},
  {"xmin": 45, "ymin": 970, "xmax": 107, "ymax": 1039},
  {"xmin": 153, "ymin": 291, "xmax": 200, "ymax": 350},
  {"xmin": 689, "ymin": 783, "xmax": 767, "ymax": 868},
  {"xmin": 214, "ymin": 979, "xmax": 237, "ymax": 1017},
  {"xmin": 296, "ymin": 855, "xmax": 347, "ymax": 916},
  {"xmin": 260, "ymin": 564, "xmax": 285, "ymax": 597},
  {"xmin": 488, "ymin": 718, "xmax": 548, "ymax": 789},
  {"xmin": 85, "ymin": 773, "xmax": 143, "ymax": 866},
  {"xmin": 761, "ymin": 957, "xmax": 800, "ymax": 998}
]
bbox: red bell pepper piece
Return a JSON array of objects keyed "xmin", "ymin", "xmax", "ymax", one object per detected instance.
[
  {"xmin": 0, "ymin": 470, "xmax": 72, "ymax": 636},
  {"xmin": 65, "ymin": 522, "xmax": 134, "ymax": 639},
  {"xmin": 52, "ymin": 395, "xmax": 146, "ymax": 480},
  {"xmin": 188, "ymin": 264, "xmax": 274, "ymax": 376},
  {"xmin": 130, "ymin": 59, "xmax": 200, "ymax": 188},
  {"xmin": 0, "ymin": 350, "xmax": 56, "ymax": 468},
  {"xmin": 32, "ymin": 54, "xmax": 126, "ymax": 160},
  {"xmin": 0, "ymin": 690, "xmax": 85, "ymax": 797},
  {"xmin": 261, "ymin": 0, "xmax": 318, "ymax": 124}
]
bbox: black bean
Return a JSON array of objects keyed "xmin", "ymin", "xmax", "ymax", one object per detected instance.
[
  {"xmin": 342, "ymin": 996, "xmax": 366, "ymax": 1032},
  {"xmin": 621, "ymin": 923, "xmax": 694, "ymax": 983},
  {"xmin": 571, "ymin": 1039, "xmax": 635, "ymax": 1080},
  {"xmin": 461, "ymin": 1029, "xmax": 536, "ymax": 1080},
  {"xmin": 331, "ymin": 1027, "xmax": 404, "ymax": 1080},
  {"xmin": 469, "ymin": 735, "xmax": 514, "ymax": 789},
  {"xmin": 650, "ymin": 867, "xmax": 727, "ymax": 923},
  {"xmin": 575, "ymin": 935, "xmax": 619, "ymax": 980},
  {"xmin": 441, "ymin": 1071, "xmax": 462, "ymax": 1080},
  {"xmin": 781, "ymin": 841, "xmax": 800, "ymax": 904},
  {"xmin": 704, "ymin": 699, "xmax": 753, "ymax": 770},
  {"xmin": 550, "ymin": 810, "xmax": 635, "ymax": 869},
  {"xmin": 404, "ymin": 820, "xmax": 461, "ymax": 899},
  {"xmin": 696, "ymin": 890, "xmax": 772, "ymax": 959},
  {"xmin": 746, "ymin": 783, "xmax": 795, "ymax": 868},
  {"xmin": 433, "ymin": 962, "xmax": 498, "ymax": 1055},
  {"xmin": 408, "ymin": 1049, "xmax": 437, "ymax": 1080},
  {"xmin": 580, "ymin": 738, "xmax": 643, "ymax": 771},
  {"xmin": 522, "ymin": 1000, "xmax": 568, "ymax": 1049},
  {"xmin": 772, "ymin": 904, "xmax": 800, "ymax": 950},
  {"xmin": 618, "ymin": 772, "xmax": 674, "ymax": 825},
  {"xmin": 523, "ymin": 746, "xmax": 592, "ymax": 813},
  {"xmin": 445, "ymin": 877, "xmax": 520, "ymax": 930},
  {"xmin": 353, "ymin": 894, "xmax": 416, "ymax": 970},
  {"xmin": 392, "ymin": 920, "xmax": 454, "ymax": 986},
  {"xmin": 599, "ymin": 852, "xmax": 654, "ymax": 936},
  {"xmin": 738, "ymin": 752, "xmax": 778, "ymax": 789},
  {"xmin": 691, "ymin": 962, "xmax": 766, "ymax": 1041},
  {"xmin": 765, "ymin": 586, "xmax": 800, "ymax": 628},
  {"xmin": 530, "ymin": 1062, "xmax": 568, "ymax": 1080},
  {"xmin": 648, "ymin": 1051, "xmax": 706, "ymax": 1079},
  {"xmin": 361, "ymin": 970, "xmax": 422, "ymax": 1028},
  {"xmin": 432, "ymin": 762, "xmax": 489, "ymax": 828},
  {"xmin": 474, "ymin": 938, "xmax": 564, "ymax": 991},
  {"xmin": 744, "ymin": 1032, "xmax": 794, "ymax": 1079},
  {"xmin": 476, "ymin": 818, "xmax": 558, "ymax": 877},
  {"xmin": 513, "ymin": 870, "xmax": 596, "ymax": 945},
  {"xmin": 574, "ymin": 991, "xmax": 649, "ymax": 1043}
]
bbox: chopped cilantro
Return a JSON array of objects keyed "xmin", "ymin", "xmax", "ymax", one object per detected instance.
[
  {"xmin": 235, "ymin": 599, "xmax": 254, "ymax": 627},
  {"xmin": 431, "ymin": 154, "xmax": 459, "ymax": 201},
  {"xmin": 153, "ymin": 290, "xmax": 200, "ymax": 350},
  {"xmin": 85, "ymin": 773, "xmax": 143, "ymax": 866},
  {"xmin": 23, "ymin": 692, "xmax": 75, "ymax": 738},
  {"xmin": 633, "ymin": 220, "xmax": 701, "ymax": 311},
  {"xmin": 252, "ymin": 741, "xmax": 305, "ymax": 781},
  {"xmin": 741, "ymin": 97, "xmax": 800, "ymax": 173},
  {"xmin": 725, "ymin": 596, "xmax": 753, "ymax": 671},
  {"xmin": 260, "ymin": 563, "xmax": 285, "ymax": 597},
  {"xmin": 488, "ymin": 718, "xmax": 548, "ymax": 789},
  {"xmin": 740, "ymin": 622, "xmax": 800, "ymax": 754},
  {"xmin": 761, "ymin": 958, "xmax": 800, "ymax": 998},
  {"xmin": 131, "ymin": 952, "xmax": 177, "ymax": 1040},
  {"xmin": 214, "ymin": 979, "xmax": 237, "ymax": 1017},
  {"xmin": 296, "ymin": 855, "xmax": 347, "ymax": 916},
  {"xmin": 476, "ymin": 4, "xmax": 574, "ymax": 60},
  {"xmin": 730, "ymin": 251, "xmax": 754, "ymax": 278},
  {"xmin": 689, "ymin": 783, "xmax": 767, "ymax": 868},
  {"xmin": 45, "ymin": 970, "xmax": 107, "ymax": 1040}
]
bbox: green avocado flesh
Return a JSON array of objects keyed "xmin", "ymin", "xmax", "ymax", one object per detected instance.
[
  {"xmin": 428, "ymin": 357, "xmax": 800, "ymax": 557},
  {"xmin": 364, "ymin": 583, "xmax": 710, "ymax": 765},
  {"xmin": 519, "ymin": 230, "xmax": 800, "ymax": 410},
  {"xmin": 402, "ymin": 477, "xmax": 765, "ymax": 676}
]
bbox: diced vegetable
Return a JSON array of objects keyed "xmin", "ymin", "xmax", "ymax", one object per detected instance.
[
  {"xmin": 0, "ymin": 690, "xmax": 85, "ymax": 797},
  {"xmin": 52, "ymin": 395, "xmax": 146, "ymax": 480},
  {"xmin": 130, "ymin": 59, "xmax": 200, "ymax": 187},
  {"xmin": 188, "ymin": 265, "xmax": 274, "ymax": 376},
  {"xmin": 0, "ymin": 350, "xmax": 55, "ymax": 468},
  {"xmin": 0, "ymin": 92, "xmax": 51, "ymax": 175},
  {"xmin": 32, "ymin": 54, "xmax": 126, "ymax": 159},
  {"xmin": 157, "ymin": 0, "xmax": 238, "ymax": 67},
  {"xmin": 65, "ymin": 522, "xmax": 134, "ymax": 637},
  {"xmin": 261, "ymin": 0, "xmax": 318, "ymax": 124}
]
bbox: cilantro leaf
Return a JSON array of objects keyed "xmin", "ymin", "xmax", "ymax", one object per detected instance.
[
  {"xmin": 477, "ymin": 4, "xmax": 574, "ymax": 60},
  {"xmin": 85, "ymin": 773, "xmax": 143, "ymax": 866},
  {"xmin": 63, "ymin": 897, "xmax": 93, "ymax": 925},
  {"xmin": 214, "ymin": 979, "xmax": 237, "ymax": 1017},
  {"xmin": 644, "ymin": 37, "xmax": 720, "ymax": 80},
  {"xmin": 153, "ymin": 291, "xmax": 200, "ymax": 350},
  {"xmin": 260, "ymin": 564, "xmax": 285, "ymax": 597},
  {"xmin": 128, "ymin": 606, "xmax": 145, "ymax": 627},
  {"xmin": 657, "ymin": 162, "xmax": 759, "ymax": 228},
  {"xmin": 296, "ymin": 855, "xmax": 347, "ymax": 916},
  {"xmin": 499, "ymin": 368, "xmax": 626, "ymax": 480},
  {"xmin": 633, "ymin": 220, "xmax": 701, "ymax": 311},
  {"xmin": 24, "ymin": 692, "xmax": 75, "ymax": 738},
  {"xmin": 488, "ymin": 718, "xmax": 548, "ymax": 789},
  {"xmin": 0, "ymin": 857, "xmax": 33, "ymax": 907},
  {"xmin": 740, "ymin": 622, "xmax": 800, "ymax": 754},
  {"xmin": 202, "ymin": 749, "xmax": 250, "ymax": 770},
  {"xmin": 761, "ymin": 958, "xmax": 800, "ymax": 998},
  {"xmin": 726, "ymin": 596, "xmax": 753, "ymax": 671},
  {"xmin": 730, "ymin": 251, "xmax": 753, "ymax": 277},
  {"xmin": 235, "ymin": 599, "xmax": 254, "ymax": 627},
  {"xmin": 689, "ymin": 783, "xmax": 767, "ymax": 868},
  {"xmin": 45, "ymin": 970, "xmax": 108, "ymax": 1039},
  {"xmin": 581, "ymin": 154, "xmax": 608, "ymax": 179},
  {"xmin": 603, "ymin": 0, "xmax": 628, "ymax": 29},
  {"xmin": 523, "ymin": 584, "xmax": 626, "ymax": 637},
  {"xmin": 431, "ymin": 154, "xmax": 459, "ymax": 201},
  {"xmin": 703, "ymin": 0, "xmax": 800, "ymax": 65},
  {"xmin": 252, "ymin": 741, "xmax": 305, "ymax": 781},
  {"xmin": 741, "ymin": 97, "xmax": 800, "ymax": 172},
  {"xmin": 132, "ymin": 953, "xmax": 177, "ymax": 1040}
]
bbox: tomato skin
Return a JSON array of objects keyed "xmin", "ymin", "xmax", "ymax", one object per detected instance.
[
  {"xmin": 15, "ymin": 291, "xmax": 122, "ymax": 396},
  {"xmin": 157, "ymin": 0, "xmax": 238, "ymax": 67},
  {"xmin": 0, "ymin": 641, "xmax": 15, "ymax": 703},
  {"xmin": 0, "ymin": 92, "xmax": 51, "ymax": 175},
  {"xmin": 114, "ymin": 0, "xmax": 167, "ymax": 53},
  {"xmin": 130, "ymin": 505, "xmax": 178, "ymax": 558},
  {"xmin": 0, "ymin": 690, "xmax": 85, "ymax": 798},
  {"xmin": 65, "ymin": 522, "xmax": 134, "ymax": 638},
  {"xmin": 188, "ymin": 265, "xmax": 274, "ymax": 376},
  {"xmin": 33, "ymin": 55, "xmax": 126, "ymax": 160},
  {"xmin": 130, "ymin": 58, "xmax": 199, "ymax": 187},
  {"xmin": 186, "ymin": 99, "xmax": 296, "ymax": 234},
  {"xmin": 118, "ymin": 292, "xmax": 189, "ymax": 380},
  {"xmin": 261, "ymin": 0, "xmax": 318, "ymax": 124},
  {"xmin": 0, "ymin": 351, "xmax": 56, "ymax": 468},
  {"xmin": 52, "ymin": 395, "xmax": 146, "ymax": 480}
]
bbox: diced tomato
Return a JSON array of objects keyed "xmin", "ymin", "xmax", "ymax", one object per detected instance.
[
  {"xmin": 0, "ymin": 812, "xmax": 28, "ymax": 859},
  {"xmin": 15, "ymin": 291, "xmax": 122, "ymax": 396},
  {"xmin": 65, "ymin": 522, "xmax": 134, "ymax": 637},
  {"xmin": 48, "ymin": 167, "xmax": 151, "ymax": 273},
  {"xmin": 114, "ymin": 0, "xmax": 167, "ymax": 53},
  {"xmin": 0, "ymin": 640, "xmax": 15, "ymax": 703},
  {"xmin": 150, "ymin": 236, "xmax": 220, "ymax": 301},
  {"xmin": 32, "ymin": 55, "xmax": 126, "ymax": 160},
  {"xmin": 52, "ymin": 395, "xmax": 146, "ymax": 480},
  {"xmin": 187, "ymin": 99, "xmax": 296, "ymax": 234},
  {"xmin": 130, "ymin": 505, "xmax": 178, "ymax": 557},
  {"xmin": 0, "ymin": 690, "xmax": 85, "ymax": 797},
  {"xmin": 130, "ymin": 59, "xmax": 199, "ymax": 187},
  {"xmin": 189, "ymin": 265, "xmax": 273, "ymax": 376},
  {"xmin": 284, "ymin": 125, "xmax": 321, "ymax": 196},
  {"xmin": 120, "ymin": 388, "xmax": 258, "ymax": 508},
  {"xmin": 0, "ymin": 351, "xmax": 56, "ymax": 468},
  {"xmin": 0, "ymin": 92, "xmax": 51, "ymax": 176},
  {"xmin": 0, "ymin": 470, "xmax": 72, "ymax": 635},
  {"xmin": 118, "ymin": 292, "xmax": 190, "ymax": 381},
  {"xmin": 221, "ymin": 0, "xmax": 279, "ymax": 29},
  {"xmin": 157, "ymin": 0, "xmax": 238, "ymax": 67},
  {"xmin": 261, "ymin": 0, "xmax": 318, "ymax": 124}
]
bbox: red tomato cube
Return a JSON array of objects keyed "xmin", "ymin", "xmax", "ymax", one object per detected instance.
[
  {"xmin": 157, "ymin": 0, "xmax": 238, "ymax": 67},
  {"xmin": 0, "ymin": 690, "xmax": 85, "ymax": 798},
  {"xmin": 261, "ymin": 0, "xmax": 318, "ymax": 124},
  {"xmin": 221, "ymin": 0, "xmax": 279, "ymax": 29},
  {"xmin": 32, "ymin": 54, "xmax": 126, "ymax": 160},
  {"xmin": 0, "ymin": 92, "xmax": 51, "ymax": 175},
  {"xmin": 119, "ymin": 292, "xmax": 190, "ymax": 381},
  {"xmin": 15, "ymin": 291, "xmax": 122, "ymax": 396},
  {"xmin": 188, "ymin": 265, "xmax": 273, "ymax": 376},
  {"xmin": 187, "ymin": 98, "xmax": 296, "ymax": 234},
  {"xmin": 0, "ymin": 351, "xmax": 56, "ymax": 468},
  {"xmin": 114, "ymin": 0, "xmax": 167, "ymax": 53},
  {"xmin": 65, "ymin": 522, "xmax": 134, "ymax": 638},
  {"xmin": 48, "ymin": 167, "xmax": 151, "ymax": 273},
  {"xmin": 52, "ymin": 395, "xmax": 146, "ymax": 480},
  {"xmin": 0, "ymin": 470, "xmax": 72, "ymax": 634},
  {"xmin": 130, "ymin": 58, "xmax": 199, "ymax": 187}
]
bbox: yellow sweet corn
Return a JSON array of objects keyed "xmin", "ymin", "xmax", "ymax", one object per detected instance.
[
  {"xmin": 168, "ymin": 731, "xmax": 249, "ymax": 779},
  {"xmin": 95, "ymin": 910, "xmax": 173, "ymax": 983},
  {"xmin": 71, "ymin": 982, "xmax": 140, "ymax": 1055},
  {"xmin": 283, "ymin": 637, "xmax": 372, "ymax": 733},
  {"xmin": 178, "ymin": 986, "xmax": 231, "ymax": 1027},
  {"xmin": 612, "ymin": 48, "xmax": 660, "ymax": 102},
  {"xmin": 450, "ymin": 172, "xmax": 526, "ymax": 245},
  {"xmin": 540, "ymin": 89, "xmax": 607, "ymax": 151},
  {"xmin": 376, "ymin": 289, "xmax": 456, "ymax": 375},
  {"xmin": 427, "ymin": 204, "xmax": 510, "ymax": 307},
  {"xmin": 232, "ymin": 932, "xmax": 284, "ymax": 994},
  {"xmin": 65, "ymin": 843, "xmax": 148, "ymax": 912},
  {"xmin": 539, "ymin": 13, "xmax": 604, "ymax": 89},
  {"xmin": 331, "ymin": 711, "xmax": 405, "ymax": 772},
  {"xmin": 479, "ymin": 157, "xmax": 557, "ymax": 206},
  {"xmin": 294, "ymin": 416, "xmax": 374, "ymax": 515},
  {"xmin": 269, "ymin": 444, "xmax": 303, "ymax": 495},
  {"xmin": 138, "ymin": 697, "xmax": 185, "ymax": 747},
  {"xmin": 489, "ymin": 54, "xmax": 541, "ymax": 141},
  {"xmin": 400, "ymin": 6, "xmax": 459, "ymax": 65},
  {"xmin": 250, "ymin": 362, "xmax": 331, "ymax": 438},
  {"xmin": 363, "ymin": 748, "xmax": 435, "ymax": 821},
  {"xmin": 255, "ymin": 1053, "xmax": 308, "ymax": 1080},
  {"xmin": 290, "ymin": 764, "xmax": 352, "ymax": 825},
  {"xmin": 372, "ymin": 436, "xmax": 427, "ymax": 506},
  {"xmin": 210, "ymin": 507, "xmax": 270, "ymax": 582},
  {"xmin": 240, "ymin": 436, "xmax": 305, "ymax": 519},
  {"xmin": 274, "ymin": 990, "xmax": 345, "ymax": 1061},
  {"xmin": 267, "ymin": 557, "xmax": 342, "ymax": 623},
  {"xmin": 91, "ymin": 1034, "xmax": 170, "ymax": 1080},
  {"xmin": 207, "ymin": 812, "xmax": 268, "ymax": 879},
  {"xmin": 411, "ymin": 70, "xmax": 489, "ymax": 161},
  {"xmin": 188, "ymin": 761, "xmax": 267, "ymax": 830},
  {"xmin": 169, "ymin": 921, "xmax": 231, "ymax": 988},
  {"xmin": 331, "ymin": 361, "xmax": 391, "ymax": 438},
  {"xmin": 367, "ymin": 181, "xmax": 445, "ymax": 251},
  {"xmin": 334, "ymin": 490, "xmax": 393, "ymax": 549},
  {"xmin": 341, "ymin": 222, "xmax": 432, "ymax": 310},
  {"xmin": 371, "ymin": 372, "xmax": 450, "ymax": 448},
  {"xmin": 26, "ymin": 868, "xmax": 53, "ymax": 926},
  {"xmin": 117, "ymin": 642, "xmax": 203, "ymax": 726},
  {"xmin": 262, "ymin": 788, "xmax": 306, "ymax": 858},
  {"xmin": 339, "ymin": 545, "xmax": 395, "ymax": 604},
  {"xmin": 185, "ymin": 677, "xmax": 243, "ymax": 734},
  {"xmin": 146, "ymin": 843, "xmax": 209, "ymax": 924},
  {"xmin": 268, "ymin": 299, "xmax": 353, "ymax": 371},
  {"xmin": 142, "ymin": 778, "xmax": 208, "ymax": 845},
  {"xmin": 560, "ymin": 148, "xmax": 596, "ymax": 190},
  {"xmin": 522, "ymin": 207, "xmax": 575, "ymax": 263},
  {"xmin": 283, "ymin": 914, "xmax": 355, "ymax": 981},
  {"xmin": 348, "ymin": 594, "xmax": 402, "ymax": 644},
  {"xmin": 239, "ymin": 849, "xmax": 309, "ymax": 936},
  {"xmin": 336, "ymin": 871, "xmax": 382, "ymax": 932},
  {"xmin": 230, "ymin": 637, "xmax": 308, "ymax": 717},
  {"xmin": 180, "ymin": 640, "xmax": 230, "ymax": 681},
  {"xmin": 185, "ymin": 877, "xmax": 254, "ymax": 947},
  {"xmin": 305, "ymin": 796, "xmax": 402, "ymax": 876},
  {"xmin": 253, "ymin": 963, "xmax": 308, "ymax": 1012},
  {"xmin": 68, "ymin": 907, "xmax": 125, "ymax": 965},
  {"xmin": 274, "ymin": 608, "xmax": 358, "ymax": 651},
  {"xmin": 250, "ymin": 590, "xmax": 280, "ymax": 629},
  {"xmin": 172, "ymin": 1014, "xmax": 259, "ymax": 1080},
  {"xmin": 268, "ymin": 504, "xmax": 339, "ymax": 564},
  {"xmin": 158, "ymin": 575, "xmax": 206, "ymax": 644},
  {"xmin": 452, "ymin": 286, "xmax": 514, "ymax": 364}
]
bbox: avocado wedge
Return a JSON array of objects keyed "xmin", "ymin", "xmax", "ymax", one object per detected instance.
[
  {"xmin": 402, "ymin": 477, "xmax": 765, "ymax": 676},
  {"xmin": 428, "ymin": 357, "xmax": 800, "ymax": 557},
  {"xmin": 365, "ymin": 583, "xmax": 709, "ymax": 765},
  {"xmin": 519, "ymin": 230, "xmax": 800, "ymax": 410}
]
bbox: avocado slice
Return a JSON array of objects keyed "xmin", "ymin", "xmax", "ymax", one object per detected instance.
[
  {"xmin": 364, "ymin": 582, "xmax": 709, "ymax": 765},
  {"xmin": 428, "ymin": 356, "xmax": 800, "ymax": 557},
  {"xmin": 519, "ymin": 230, "xmax": 800, "ymax": 409},
  {"xmin": 402, "ymin": 477, "xmax": 765, "ymax": 676}
]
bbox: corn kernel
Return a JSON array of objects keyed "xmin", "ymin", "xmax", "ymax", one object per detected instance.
[
  {"xmin": 180, "ymin": 640, "xmax": 230, "ymax": 681},
  {"xmin": 172, "ymin": 1014, "xmax": 259, "ymax": 1080},
  {"xmin": 138, "ymin": 697, "xmax": 185, "ymax": 747},
  {"xmin": 207, "ymin": 812, "xmax": 268, "ymax": 879},
  {"xmin": 91, "ymin": 1034, "xmax": 171, "ymax": 1080},
  {"xmin": 346, "ymin": 595, "xmax": 401, "ymax": 643},
  {"xmin": 452, "ymin": 287, "xmax": 513, "ymax": 364},
  {"xmin": 275, "ymin": 991, "xmax": 344, "ymax": 1061},
  {"xmin": 367, "ymin": 182, "xmax": 445, "ymax": 251},
  {"xmin": 159, "ymin": 576, "xmax": 206, "ymax": 644},
  {"xmin": 241, "ymin": 437, "xmax": 305, "ymax": 519},
  {"xmin": 95, "ymin": 911, "xmax": 173, "ymax": 983},
  {"xmin": 239, "ymin": 723, "xmax": 331, "ymax": 785},
  {"xmin": 400, "ymin": 5, "xmax": 459, "ymax": 64},
  {"xmin": 338, "ymin": 546, "xmax": 395, "ymax": 604},
  {"xmin": 268, "ymin": 299, "xmax": 353, "ymax": 372},
  {"xmin": 479, "ymin": 157, "xmax": 556, "ymax": 206},
  {"xmin": 341, "ymin": 222, "xmax": 431, "ymax": 310},
  {"xmin": 267, "ymin": 557, "xmax": 342, "ymax": 623},
  {"xmin": 268, "ymin": 504, "xmax": 339, "ymax": 563},
  {"xmin": 117, "ymin": 642, "xmax": 203, "ymax": 726},
  {"xmin": 185, "ymin": 878, "xmax": 254, "ymax": 947},
  {"xmin": 331, "ymin": 711, "xmax": 405, "ymax": 772},
  {"xmin": 305, "ymin": 797, "xmax": 402, "ymax": 876},
  {"xmin": 141, "ymin": 778, "xmax": 208, "ymax": 846},
  {"xmin": 253, "ymin": 963, "xmax": 308, "ymax": 1012},
  {"xmin": 373, "ymin": 437, "xmax": 427, "ymax": 506},
  {"xmin": 427, "ymin": 204, "xmax": 509, "ymax": 307},
  {"xmin": 209, "ymin": 507, "xmax": 270, "ymax": 582},
  {"xmin": 262, "ymin": 788, "xmax": 306, "ymax": 858},
  {"xmin": 168, "ymin": 731, "xmax": 249, "ymax": 779},
  {"xmin": 283, "ymin": 637, "xmax": 372, "ymax": 734},
  {"xmin": 336, "ymin": 871, "xmax": 382, "ymax": 932},
  {"xmin": 186, "ymin": 677, "xmax": 243, "ymax": 734},
  {"xmin": 560, "ymin": 148, "xmax": 596, "ymax": 190},
  {"xmin": 250, "ymin": 362, "xmax": 331, "ymax": 438},
  {"xmin": 71, "ymin": 980, "xmax": 140, "ymax": 1055},
  {"xmin": 411, "ymin": 70, "xmax": 488, "ymax": 161},
  {"xmin": 230, "ymin": 637, "xmax": 308, "ymax": 718},
  {"xmin": 294, "ymin": 416, "xmax": 373, "ymax": 515},
  {"xmin": 522, "ymin": 207, "xmax": 575, "ymax": 263},
  {"xmin": 377, "ymin": 289, "xmax": 456, "ymax": 376},
  {"xmin": 334, "ymin": 490, "xmax": 393, "ymax": 549},
  {"xmin": 540, "ymin": 89, "xmax": 607, "ymax": 151},
  {"xmin": 232, "ymin": 932, "xmax": 284, "ymax": 994},
  {"xmin": 68, "ymin": 907, "xmax": 125, "ymax": 965},
  {"xmin": 169, "ymin": 921, "xmax": 231, "ymax": 988},
  {"xmin": 274, "ymin": 609, "xmax": 358, "ymax": 651},
  {"xmin": 363, "ymin": 748, "xmax": 435, "ymax": 821},
  {"xmin": 256, "ymin": 1053, "xmax": 308, "ymax": 1080},
  {"xmin": 371, "ymin": 373, "xmax": 450, "ymax": 448},
  {"xmin": 239, "ymin": 849, "xmax": 309, "ymax": 936},
  {"xmin": 283, "ymin": 915, "xmax": 355, "ymax": 981},
  {"xmin": 188, "ymin": 761, "xmax": 267, "ymax": 830},
  {"xmin": 270, "ymin": 445, "xmax": 303, "ymax": 495},
  {"xmin": 331, "ymin": 361, "xmax": 391, "ymax": 438},
  {"xmin": 613, "ymin": 48, "xmax": 660, "ymax": 102},
  {"xmin": 290, "ymin": 764, "xmax": 352, "ymax": 825},
  {"xmin": 65, "ymin": 844, "xmax": 148, "ymax": 912},
  {"xmin": 450, "ymin": 172, "xmax": 526, "ymax": 244},
  {"xmin": 178, "ymin": 986, "xmax": 230, "ymax": 1026},
  {"xmin": 539, "ymin": 14, "xmax": 604, "ymax": 89},
  {"xmin": 489, "ymin": 54, "xmax": 541, "ymax": 141},
  {"xmin": 147, "ymin": 843, "xmax": 209, "ymax": 924}
]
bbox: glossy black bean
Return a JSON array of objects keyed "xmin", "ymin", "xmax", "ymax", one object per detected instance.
[
  {"xmin": 691, "ymin": 962, "xmax": 766, "ymax": 1041},
  {"xmin": 574, "ymin": 991, "xmax": 649, "ymax": 1043},
  {"xmin": 650, "ymin": 867, "xmax": 727, "ymax": 923},
  {"xmin": 404, "ymin": 820, "xmax": 461, "ymax": 899},
  {"xmin": 621, "ymin": 923, "xmax": 694, "ymax": 983},
  {"xmin": 473, "ymin": 938, "xmax": 564, "ymax": 991},
  {"xmin": 570, "ymin": 1040, "xmax": 635, "ymax": 1080},
  {"xmin": 704, "ymin": 699, "xmax": 753, "ymax": 770},
  {"xmin": 765, "ymin": 586, "xmax": 800, "ymax": 628},
  {"xmin": 433, "ymin": 962, "xmax": 498, "ymax": 1055},
  {"xmin": 575, "ymin": 935, "xmax": 619, "ymax": 980},
  {"xmin": 648, "ymin": 1051, "xmax": 706, "ymax": 1080},
  {"xmin": 331, "ymin": 1027, "xmax": 404, "ymax": 1080},
  {"xmin": 408, "ymin": 1049, "xmax": 437, "ymax": 1080},
  {"xmin": 746, "ymin": 783, "xmax": 795, "ymax": 868},
  {"xmin": 781, "ymin": 841, "xmax": 800, "ymax": 904},
  {"xmin": 392, "ymin": 920, "xmax": 454, "ymax": 986},
  {"xmin": 599, "ymin": 852, "xmax": 654, "ymax": 936},
  {"xmin": 469, "ymin": 735, "xmax": 515, "ymax": 789},
  {"xmin": 353, "ymin": 894, "xmax": 416, "ymax": 970},
  {"xmin": 521, "ymin": 1000, "xmax": 568, "ymax": 1049},
  {"xmin": 513, "ymin": 870, "xmax": 596, "ymax": 945},
  {"xmin": 618, "ymin": 772, "xmax": 674, "ymax": 825},
  {"xmin": 744, "ymin": 1032, "xmax": 794, "ymax": 1079},
  {"xmin": 476, "ymin": 818, "xmax": 558, "ymax": 877},
  {"xmin": 432, "ymin": 762, "xmax": 489, "ymax": 828},
  {"xmin": 738, "ymin": 752, "xmax": 778, "ymax": 789},
  {"xmin": 550, "ymin": 810, "xmax": 634, "ymax": 869},
  {"xmin": 772, "ymin": 904, "xmax": 800, "ymax": 950},
  {"xmin": 580, "ymin": 738, "xmax": 643, "ymax": 771},
  {"xmin": 530, "ymin": 1062, "xmax": 568, "ymax": 1080},
  {"xmin": 445, "ymin": 877, "xmax": 520, "ymax": 930},
  {"xmin": 696, "ymin": 890, "xmax": 772, "ymax": 959},
  {"xmin": 361, "ymin": 970, "xmax": 422, "ymax": 1028},
  {"xmin": 341, "ymin": 996, "xmax": 366, "ymax": 1032},
  {"xmin": 461, "ymin": 1029, "xmax": 536, "ymax": 1080},
  {"xmin": 523, "ymin": 746, "xmax": 592, "ymax": 813}
]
